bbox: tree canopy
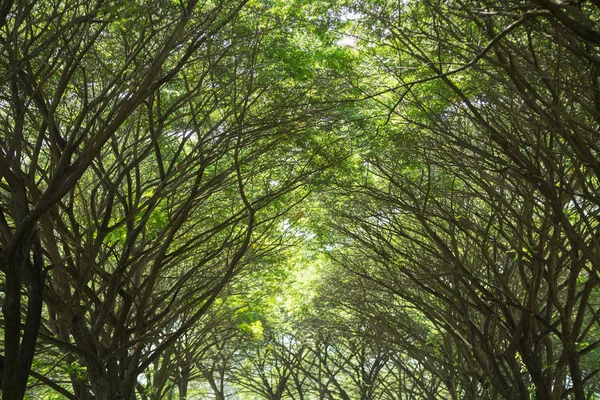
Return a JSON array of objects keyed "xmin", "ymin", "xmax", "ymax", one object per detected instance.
[{"xmin": 1, "ymin": 0, "xmax": 599, "ymax": 399}]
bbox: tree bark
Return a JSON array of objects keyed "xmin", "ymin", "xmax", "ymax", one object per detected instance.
[{"xmin": 178, "ymin": 365, "xmax": 190, "ymax": 400}]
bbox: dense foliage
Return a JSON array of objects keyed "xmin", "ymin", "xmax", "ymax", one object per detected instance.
[{"xmin": 0, "ymin": 0, "xmax": 599, "ymax": 399}]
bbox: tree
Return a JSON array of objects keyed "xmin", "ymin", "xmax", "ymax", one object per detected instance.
[
  {"xmin": 324, "ymin": 0, "xmax": 600, "ymax": 398},
  {"xmin": 6, "ymin": 0, "xmax": 599, "ymax": 398},
  {"xmin": 0, "ymin": 0, "xmax": 248, "ymax": 397},
  {"xmin": 0, "ymin": 0, "xmax": 349, "ymax": 398}
]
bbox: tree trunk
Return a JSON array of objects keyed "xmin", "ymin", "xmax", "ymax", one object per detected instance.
[
  {"xmin": 2, "ymin": 235, "xmax": 45, "ymax": 400},
  {"xmin": 2, "ymin": 253, "xmax": 24, "ymax": 400},
  {"xmin": 178, "ymin": 365, "xmax": 191, "ymax": 400}
]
